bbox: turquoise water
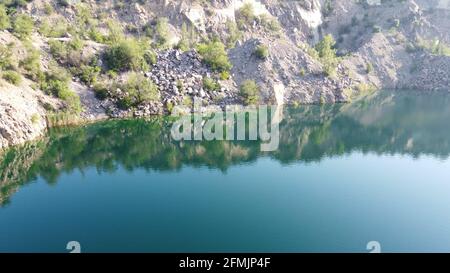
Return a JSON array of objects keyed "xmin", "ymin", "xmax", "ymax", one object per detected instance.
[{"xmin": 1, "ymin": 91, "xmax": 450, "ymax": 253}]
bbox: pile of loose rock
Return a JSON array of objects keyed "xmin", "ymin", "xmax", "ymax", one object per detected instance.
[
  {"xmin": 145, "ymin": 49, "xmax": 239, "ymax": 108},
  {"xmin": 104, "ymin": 49, "xmax": 239, "ymax": 118},
  {"xmin": 406, "ymin": 54, "xmax": 450, "ymax": 92}
]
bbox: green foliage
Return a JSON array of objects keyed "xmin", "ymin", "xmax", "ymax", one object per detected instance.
[
  {"xmin": 12, "ymin": 14, "xmax": 34, "ymax": 39},
  {"xmin": 366, "ymin": 62, "xmax": 374, "ymax": 74},
  {"xmin": 93, "ymin": 82, "xmax": 109, "ymax": 100},
  {"xmin": 225, "ymin": 20, "xmax": 241, "ymax": 48},
  {"xmin": 30, "ymin": 114, "xmax": 40, "ymax": 124},
  {"xmin": 197, "ymin": 41, "xmax": 232, "ymax": 72},
  {"xmin": 0, "ymin": 4, "xmax": 10, "ymax": 30},
  {"xmin": 39, "ymin": 18, "xmax": 69, "ymax": 38},
  {"xmin": 176, "ymin": 22, "xmax": 198, "ymax": 51},
  {"xmin": 20, "ymin": 43, "xmax": 41, "ymax": 80},
  {"xmin": 106, "ymin": 20, "xmax": 124, "ymax": 44},
  {"xmin": 0, "ymin": 44, "xmax": 13, "ymax": 70},
  {"xmin": 79, "ymin": 64, "xmax": 101, "ymax": 85},
  {"xmin": 237, "ymin": 3, "xmax": 255, "ymax": 28},
  {"xmin": 259, "ymin": 14, "xmax": 281, "ymax": 33},
  {"xmin": 219, "ymin": 70, "xmax": 230, "ymax": 80},
  {"xmin": 154, "ymin": 17, "xmax": 171, "ymax": 48},
  {"xmin": 239, "ymin": 79, "xmax": 259, "ymax": 105},
  {"xmin": 43, "ymin": 3, "xmax": 54, "ymax": 15},
  {"xmin": 254, "ymin": 45, "xmax": 269, "ymax": 59},
  {"xmin": 202, "ymin": 77, "xmax": 220, "ymax": 91},
  {"xmin": 116, "ymin": 72, "xmax": 159, "ymax": 109},
  {"xmin": 2, "ymin": 70, "xmax": 22, "ymax": 85},
  {"xmin": 104, "ymin": 38, "xmax": 151, "ymax": 72},
  {"xmin": 314, "ymin": 34, "xmax": 339, "ymax": 77},
  {"xmin": 39, "ymin": 66, "xmax": 81, "ymax": 114}
]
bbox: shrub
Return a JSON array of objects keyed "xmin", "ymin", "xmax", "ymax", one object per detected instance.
[
  {"xmin": 39, "ymin": 18, "xmax": 69, "ymax": 38},
  {"xmin": 219, "ymin": 70, "xmax": 230, "ymax": 80},
  {"xmin": 226, "ymin": 20, "xmax": 241, "ymax": 48},
  {"xmin": 202, "ymin": 77, "xmax": 220, "ymax": 91},
  {"xmin": 0, "ymin": 4, "xmax": 10, "ymax": 30},
  {"xmin": 0, "ymin": 44, "xmax": 13, "ymax": 70},
  {"xmin": 39, "ymin": 66, "xmax": 81, "ymax": 114},
  {"xmin": 154, "ymin": 17, "xmax": 170, "ymax": 48},
  {"xmin": 20, "ymin": 45, "xmax": 41, "ymax": 80},
  {"xmin": 117, "ymin": 72, "xmax": 159, "ymax": 109},
  {"xmin": 366, "ymin": 62, "xmax": 373, "ymax": 74},
  {"xmin": 2, "ymin": 70, "xmax": 22, "ymax": 85},
  {"xmin": 93, "ymin": 82, "xmax": 109, "ymax": 100},
  {"xmin": 79, "ymin": 65, "xmax": 100, "ymax": 85},
  {"xmin": 12, "ymin": 14, "xmax": 34, "ymax": 39},
  {"xmin": 104, "ymin": 39, "xmax": 149, "ymax": 72},
  {"xmin": 260, "ymin": 14, "xmax": 281, "ymax": 33},
  {"xmin": 237, "ymin": 3, "xmax": 255, "ymax": 28},
  {"xmin": 197, "ymin": 41, "xmax": 232, "ymax": 72},
  {"xmin": 31, "ymin": 114, "xmax": 40, "ymax": 124},
  {"xmin": 254, "ymin": 45, "xmax": 269, "ymax": 59},
  {"xmin": 43, "ymin": 3, "xmax": 54, "ymax": 15},
  {"xmin": 176, "ymin": 22, "xmax": 197, "ymax": 51},
  {"xmin": 239, "ymin": 80, "xmax": 259, "ymax": 105}
]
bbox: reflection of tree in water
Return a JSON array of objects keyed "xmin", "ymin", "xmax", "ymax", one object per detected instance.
[{"xmin": 2, "ymin": 91, "xmax": 450, "ymax": 205}]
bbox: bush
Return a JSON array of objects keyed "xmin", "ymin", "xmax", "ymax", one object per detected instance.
[
  {"xmin": 12, "ymin": 14, "xmax": 34, "ymax": 39},
  {"xmin": 219, "ymin": 70, "xmax": 230, "ymax": 80},
  {"xmin": 239, "ymin": 80, "xmax": 259, "ymax": 105},
  {"xmin": 117, "ymin": 72, "xmax": 159, "ymax": 109},
  {"xmin": 20, "ymin": 44, "xmax": 41, "ymax": 80},
  {"xmin": 154, "ymin": 17, "xmax": 170, "ymax": 48},
  {"xmin": 0, "ymin": 4, "xmax": 10, "ymax": 30},
  {"xmin": 203, "ymin": 77, "xmax": 220, "ymax": 91},
  {"xmin": 79, "ymin": 65, "xmax": 100, "ymax": 85},
  {"xmin": 0, "ymin": 44, "xmax": 13, "ymax": 70},
  {"xmin": 2, "ymin": 70, "xmax": 22, "ymax": 85},
  {"xmin": 104, "ymin": 39, "xmax": 149, "ymax": 72},
  {"xmin": 226, "ymin": 20, "xmax": 241, "ymax": 48},
  {"xmin": 39, "ymin": 66, "xmax": 81, "ymax": 114},
  {"xmin": 197, "ymin": 41, "xmax": 232, "ymax": 72},
  {"xmin": 254, "ymin": 45, "xmax": 269, "ymax": 59},
  {"xmin": 366, "ymin": 62, "xmax": 373, "ymax": 74},
  {"xmin": 237, "ymin": 3, "xmax": 255, "ymax": 28},
  {"xmin": 93, "ymin": 82, "xmax": 109, "ymax": 100}
]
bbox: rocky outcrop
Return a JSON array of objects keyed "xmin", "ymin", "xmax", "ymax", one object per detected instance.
[
  {"xmin": 0, "ymin": 80, "xmax": 57, "ymax": 150},
  {"xmin": 229, "ymin": 38, "xmax": 351, "ymax": 104}
]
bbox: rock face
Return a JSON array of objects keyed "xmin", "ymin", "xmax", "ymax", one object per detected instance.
[
  {"xmin": 229, "ymin": 38, "xmax": 351, "ymax": 104},
  {"xmin": 0, "ymin": 81, "xmax": 57, "ymax": 150}
]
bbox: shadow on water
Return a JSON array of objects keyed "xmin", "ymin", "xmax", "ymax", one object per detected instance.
[{"xmin": 2, "ymin": 90, "xmax": 450, "ymax": 205}]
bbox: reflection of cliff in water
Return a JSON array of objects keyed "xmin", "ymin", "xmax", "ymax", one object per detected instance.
[{"xmin": 2, "ymin": 90, "xmax": 450, "ymax": 205}]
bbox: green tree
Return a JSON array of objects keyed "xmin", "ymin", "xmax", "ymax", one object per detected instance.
[{"xmin": 315, "ymin": 34, "xmax": 339, "ymax": 77}]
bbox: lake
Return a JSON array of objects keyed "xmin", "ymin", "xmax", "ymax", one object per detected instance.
[{"xmin": 1, "ymin": 90, "xmax": 450, "ymax": 253}]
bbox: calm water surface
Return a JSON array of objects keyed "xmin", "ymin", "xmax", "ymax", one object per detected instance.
[{"xmin": 1, "ymin": 91, "xmax": 450, "ymax": 252}]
